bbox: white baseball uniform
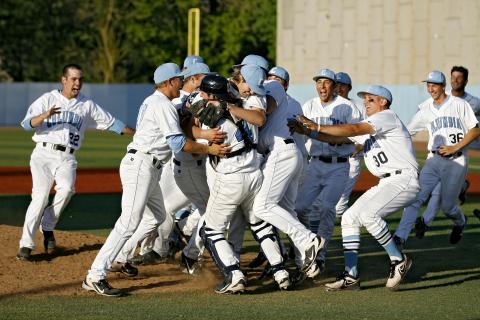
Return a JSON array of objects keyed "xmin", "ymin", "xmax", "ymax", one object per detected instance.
[
  {"xmin": 19, "ymin": 90, "xmax": 119, "ymax": 249},
  {"xmin": 342, "ymin": 109, "xmax": 419, "ymax": 267},
  {"xmin": 201, "ymin": 94, "xmax": 285, "ymax": 281},
  {"xmin": 395, "ymin": 95, "xmax": 478, "ymax": 241},
  {"xmin": 253, "ymin": 81, "xmax": 318, "ymax": 268},
  {"xmin": 87, "ymin": 90, "xmax": 181, "ymax": 282},
  {"xmin": 296, "ymin": 95, "xmax": 362, "ymax": 262},
  {"xmin": 419, "ymin": 91, "xmax": 480, "ymax": 227}
]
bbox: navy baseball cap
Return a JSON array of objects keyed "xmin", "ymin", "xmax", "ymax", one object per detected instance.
[
  {"xmin": 268, "ymin": 66, "xmax": 290, "ymax": 82},
  {"xmin": 241, "ymin": 64, "xmax": 266, "ymax": 96},
  {"xmin": 153, "ymin": 63, "xmax": 182, "ymax": 84},
  {"xmin": 313, "ymin": 68, "xmax": 336, "ymax": 82},
  {"xmin": 234, "ymin": 54, "xmax": 269, "ymax": 71},
  {"xmin": 422, "ymin": 70, "xmax": 446, "ymax": 84},
  {"xmin": 183, "ymin": 55, "xmax": 204, "ymax": 69},
  {"xmin": 180, "ymin": 63, "xmax": 214, "ymax": 78},
  {"xmin": 335, "ymin": 72, "xmax": 352, "ymax": 85},
  {"xmin": 357, "ymin": 85, "xmax": 393, "ymax": 103}
]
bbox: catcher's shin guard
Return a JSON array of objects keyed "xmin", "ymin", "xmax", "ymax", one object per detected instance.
[{"xmin": 200, "ymin": 225, "xmax": 239, "ymax": 277}]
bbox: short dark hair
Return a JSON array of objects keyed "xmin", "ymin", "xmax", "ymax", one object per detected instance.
[
  {"xmin": 451, "ymin": 66, "xmax": 468, "ymax": 81},
  {"xmin": 62, "ymin": 64, "xmax": 82, "ymax": 77}
]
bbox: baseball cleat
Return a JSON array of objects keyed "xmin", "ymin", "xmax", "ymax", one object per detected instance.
[
  {"xmin": 386, "ymin": 254, "xmax": 412, "ymax": 289},
  {"xmin": 215, "ymin": 270, "xmax": 246, "ymax": 294},
  {"xmin": 325, "ymin": 271, "xmax": 360, "ymax": 291},
  {"xmin": 43, "ymin": 230, "xmax": 56, "ymax": 253},
  {"xmin": 109, "ymin": 261, "xmax": 138, "ymax": 277},
  {"xmin": 414, "ymin": 217, "xmax": 428, "ymax": 239},
  {"xmin": 129, "ymin": 250, "xmax": 168, "ymax": 266},
  {"xmin": 301, "ymin": 236, "xmax": 325, "ymax": 273},
  {"xmin": 450, "ymin": 215, "xmax": 467, "ymax": 244},
  {"xmin": 16, "ymin": 247, "xmax": 32, "ymax": 261},
  {"xmin": 181, "ymin": 252, "xmax": 200, "ymax": 276},
  {"xmin": 82, "ymin": 278, "xmax": 123, "ymax": 297},
  {"xmin": 273, "ymin": 269, "xmax": 291, "ymax": 290}
]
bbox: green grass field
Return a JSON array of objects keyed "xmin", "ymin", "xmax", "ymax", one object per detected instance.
[
  {"xmin": 1, "ymin": 200, "xmax": 479, "ymax": 319},
  {"xmin": 1, "ymin": 128, "xmax": 480, "ymax": 171}
]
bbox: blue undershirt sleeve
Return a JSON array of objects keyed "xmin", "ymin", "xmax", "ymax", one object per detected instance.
[{"xmin": 166, "ymin": 134, "xmax": 186, "ymax": 153}]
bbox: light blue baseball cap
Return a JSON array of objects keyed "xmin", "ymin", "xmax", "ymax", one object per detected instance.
[
  {"xmin": 153, "ymin": 63, "xmax": 182, "ymax": 84},
  {"xmin": 313, "ymin": 68, "xmax": 336, "ymax": 82},
  {"xmin": 241, "ymin": 64, "xmax": 266, "ymax": 96},
  {"xmin": 422, "ymin": 70, "xmax": 446, "ymax": 84},
  {"xmin": 180, "ymin": 62, "xmax": 214, "ymax": 78},
  {"xmin": 234, "ymin": 54, "xmax": 269, "ymax": 71},
  {"xmin": 357, "ymin": 85, "xmax": 393, "ymax": 103},
  {"xmin": 268, "ymin": 66, "xmax": 290, "ymax": 82},
  {"xmin": 183, "ymin": 55, "xmax": 204, "ymax": 69},
  {"xmin": 335, "ymin": 72, "xmax": 352, "ymax": 85}
]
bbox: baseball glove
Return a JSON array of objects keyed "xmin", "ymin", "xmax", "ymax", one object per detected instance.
[{"xmin": 189, "ymin": 99, "xmax": 227, "ymax": 127}]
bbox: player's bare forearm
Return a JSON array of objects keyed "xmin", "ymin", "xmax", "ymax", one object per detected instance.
[
  {"xmin": 228, "ymin": 105, "xmax": 266, "ymax": 127},
  {"xmin": 297, "ymin": 115, "xmax": 373, "ymax": 137},
  {"xmin": 30, "ymin": 106, "xmax": 61, "ymax": 127},
  {"xmin": 439, "ymin": 127, "xmax": 480, "ymax": 155},
  {"xmin": 182, "ymin": 139, "xmax": 230, "ymax": 156}
]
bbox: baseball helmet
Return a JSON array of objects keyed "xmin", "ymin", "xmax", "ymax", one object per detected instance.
[{"xmin": 200, "ymin": 75, "xmax": 240, "ymax": 102}]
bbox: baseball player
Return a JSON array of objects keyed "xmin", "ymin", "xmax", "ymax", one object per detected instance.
[
  {"xmin": 193, "ymin": 71, "xmax": 289, "ymax": 293},
  {"xmin": 295, "ymin": 68, "xmax": 362, "ymax": 273},
  {"xmin": 289, "ymin": 85, "xmax": 420, "ymax": 290},
  {"xmin": 82, "ymin": 63, "xmax": 229, "ymax": 297},
  {"xmin": 333, "ymin": 72, "xmax": 366, "ymax": 216},
  {"xmin": 414, "ymin": 66, "xmax": 480, "ymax": 238},
  {"xmin": 395, "ymin": 70, "xmax": 480, "ymax": 248},
  {"xmin": 248, "ymin": 66, "xmax": 308, "ymax": 269},
  {"xmin": 112, "ymin": 62, "xmax": 217, "ymax": 271},
  {"xmin": 17, "ymin": 64, "xmax": 134, "ymax": 261}
]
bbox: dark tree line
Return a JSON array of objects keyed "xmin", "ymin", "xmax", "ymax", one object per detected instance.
[{"xmin": 0, "ymin": 0, "xmax": 276, "ymax": 83}]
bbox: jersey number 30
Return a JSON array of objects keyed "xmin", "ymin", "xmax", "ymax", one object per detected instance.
[{"xmin": 373, "ymin": 151, "xmax": 388, "ymax": 167}]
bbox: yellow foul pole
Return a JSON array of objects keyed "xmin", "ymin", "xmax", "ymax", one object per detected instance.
[{"xmin": 188, "ymin": 8, "xmax": 200, "ymax": 56}]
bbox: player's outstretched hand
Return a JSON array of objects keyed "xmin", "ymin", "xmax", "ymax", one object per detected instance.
[
  {"xmin": 203, "ymin": 127, "xmax": 226, "ymax": 144},
  {"xmin": 438, "ymin": 144, "xmax": 460, "ymax": 157},
  {"xmin": 208, "ymin": 143, "xmax": 231, "ymax": 157}
]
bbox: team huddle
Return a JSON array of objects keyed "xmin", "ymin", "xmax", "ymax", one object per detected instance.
[{"xmin": 16, "ymin": 56, "xmax": 480, "ymax": 297}]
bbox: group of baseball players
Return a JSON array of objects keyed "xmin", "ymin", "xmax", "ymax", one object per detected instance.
[{"xmin": 17, "ymin": 55, "xmax": 480, "ymax": 297}]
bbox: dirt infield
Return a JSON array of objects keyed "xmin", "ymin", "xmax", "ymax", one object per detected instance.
[
  {"xmin": 0, "ymin": 224, "xmax": 233, "ymax": 298},
  {"xmin": 1, "ymin": 167, "xmax": 480, "ymax": 195}
]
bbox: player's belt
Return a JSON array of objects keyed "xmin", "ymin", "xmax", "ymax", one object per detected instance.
[
  {"xmin": 42, "ymin": 142, "xmax": 74, "ymax": 154},
  {"xmin": 312, "ymin": 155, "xmax": 348, "ymax": 163},
  {"xmin": 431, "ymin": 150, "xmax": 462, "ymax": 158},
  {"xmin": 380, "ymin": 169, "xmax": 402, "ymax": 179},
  {"xmin": 173, "ymin": 158, "xmax": 203, "ymax": 166},
  {"xmin": 264, "ymin": 138, "xmax": 295, "ymax": 156},
  {"xmin": 127, "ymin": 149, "xmax": 163, "ymax": 169}
]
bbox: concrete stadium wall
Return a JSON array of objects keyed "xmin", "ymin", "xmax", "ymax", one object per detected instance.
[{"xmin": 277, "ymin": 0, "xmax": 480, "ymax": 85}]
